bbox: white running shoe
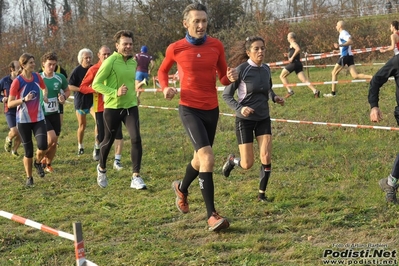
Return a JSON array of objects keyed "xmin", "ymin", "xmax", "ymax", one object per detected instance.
[
  {"xmin": 97, "ymin": 164, "xmax": 108, "ymax": 188},
  {"xmin": 323, "ymin": 93, "xmax": 336, "ymax": 98},
  {"xmin": 113, "ymin": 160, "xmax": 123, "ymax": 171},
  {"xmin": 4, "ymin": 137, "xmax": 12, "ymax": 152},
  {"xmin": 130, "ymin": 175, "xmax": 147, "ymax": 190}
]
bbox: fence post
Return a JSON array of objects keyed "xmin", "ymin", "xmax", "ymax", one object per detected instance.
[{"xmin": 73, "ymin": 222, "xmax": 87, "ymax": 266}]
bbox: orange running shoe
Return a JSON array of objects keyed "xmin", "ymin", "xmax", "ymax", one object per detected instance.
[
  {"xmin": 172, "ymin": 181, "xmax": 189, "ymax": 213},
  {"xmin": 45, "ymin": 165, "xmax": 54, "ymax": 173},
  {"xmin": 208, "ymin": 212, "xmax": 230, "ymax": 232},
  {"xmin": 284, "ymin": 91, "xmax": 294, "ymax": 98}
]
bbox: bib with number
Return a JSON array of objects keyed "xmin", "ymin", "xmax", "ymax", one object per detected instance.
[{"xmin": 44, "ymin": 96, "xmax": 59, "ymax": 114}]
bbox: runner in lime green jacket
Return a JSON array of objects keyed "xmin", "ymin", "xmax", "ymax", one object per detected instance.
[
  {"xmin": 92, "ymin": 30, "xmax": 146, "ymax": 190},
  {"xmin": 93, "ymin": 51, "xmax": 138, "ymax": 108}
]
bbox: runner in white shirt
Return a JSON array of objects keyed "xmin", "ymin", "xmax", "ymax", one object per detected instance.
[{"xmin": 324, "ymin": 21, "xmax": 372, "ymax": 97}]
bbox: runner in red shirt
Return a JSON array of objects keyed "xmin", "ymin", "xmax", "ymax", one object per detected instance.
[
  {"xmin": 158, "ymin": 3, "xmax": 237, "ymax": 232},
  {"xmin": 79, "ymin": 45, "xmax": 124, "ymax": 170}
]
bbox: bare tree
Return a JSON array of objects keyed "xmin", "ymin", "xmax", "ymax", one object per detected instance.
[
  {"xmin": 0, "ymin": 0, "xmax": 9, "ymax": 42},
  {"xmin": 42, "ymin": 0, "xmax": 58, "ymax": 35},
  {"xmin": 62, "ymin": 0, "xmax": 72, "ymax": 24}
]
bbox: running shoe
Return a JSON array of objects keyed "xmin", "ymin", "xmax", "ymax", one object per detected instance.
[
  {"xmin": 172, "ymin": 181, "xmax": 189, "ymax": 213},
  {"xmin": 34, "ymin": 161, "xmax": 45, "ymax": 178},
  {"xmin": 97, "ymin": 164, "xmax": 108, "ymax": 188},
  {"xmin": 41, "ymin": 157, "xmax": 47, "ymax": 168},
  {"xmin": 208, "ymin": 212, "xmax": 230, "ymax": 232},
  {"xmin": 93, "ymin": 148, "xmax": 100, "ymax": 161},
  {"xmin": 323, "ymin": 93, "xmax": 336, "ymax": 98},
  {"xmin": 130, "ymin": 175, "xmax": 146, "ymax": 190},
  {"xmin": 257, "ymin": 195, "xmax": 268, "ymax": 202},
  {"xmin": 4, "ymin": 137, "xmax": 12, "ymax": 152},
  {"xmin": 314, "ymin": 90, "xmax": 320, "ymax": 98},
  {"xmin": 222, "ymin": 154, "xmax": 235, "ymax": 177},
  {"xmin": 379, "ymin": 177, "xmax": 398, "ymax": 204},
  {"xmin": 284, "ymin": 91, "xmax": 295, "ymax": 98},
  {"xmin": 11, "ymin": 151, "xmax": 20, "ymax": 158},
  {"xmin": 113, "ymin": 160, "xmax": 123, "ymax": 171},
  {"xmin": 26, "ymin": 177, "xmax": 34, "ymax": 186},
  {"xmin": 78, "ymin": 148, "xmax": 84, "ymax": 155},
  {"xmin": 45, "ymin": 165, "xmax": 54, "ymax": 173}
]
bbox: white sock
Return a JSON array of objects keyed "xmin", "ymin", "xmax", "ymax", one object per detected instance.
[
  {"xmin": 115, "ymin": 154, "xmax": 121, "ymax": 161},
  {"xmin": 388, "ymin": 174, "xmax": 397, "ymax": 187},
  {"xmin": 233, "ymin": 157, "xmax": 240, "ymax": 167},
  {"xmin": 78, "ymin": 143, "xmax": 84, "ymax": 149}
]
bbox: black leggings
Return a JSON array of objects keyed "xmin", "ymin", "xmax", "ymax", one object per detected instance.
[
  {"xmin": 392, "ymin": 154, "xmax": 399, "ymax": 178},
  {"xmin": 17, "ymin": 120, "xmax": 48, "ymax": 158},
  {"xmin": 99, "ymin": 107, "xmax": 142, "ymax": 172},
  {"xmin": 95, "ymin": 111, "xmax": 122, "ymax": 143}
]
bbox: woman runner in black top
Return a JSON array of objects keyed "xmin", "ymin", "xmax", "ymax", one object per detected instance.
[
  {"xmin": 222, "ymin": 36, "xmax": 284, "ymax": 201},
  {"xmin": 279, "ymin": 32, "xmax": 320, "ymax": 99}
]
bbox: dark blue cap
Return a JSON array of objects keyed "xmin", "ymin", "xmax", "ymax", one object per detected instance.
[{"xmin": 141, "ymin": 46, "xmax": 148, "ymax": 53}]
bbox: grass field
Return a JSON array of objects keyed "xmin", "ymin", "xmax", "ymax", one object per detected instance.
[{"xmin": 1, "ymin": 65, "xmax": 399, "ymax": 266}]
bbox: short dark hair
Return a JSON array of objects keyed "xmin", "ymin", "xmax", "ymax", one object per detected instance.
[
  {"xmin": 8, "ymin": 61, "xmax": 17, "ymax": 72},
  {"xmin": 113, "ymin": 30, "xmax": 134, "ymax": 43},
  {"xmin": 41, "ymin": 51, "xmax": 58, "ymax": 63},
  {"xmin": 182, "ymin": 3, "xmax": 207, "ymax": 20},
  {"xmin": 392, "ymin": 21, "xmax": 399, "ymax": 31}
]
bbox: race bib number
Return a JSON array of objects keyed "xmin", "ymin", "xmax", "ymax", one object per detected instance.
[{"xmin": 44, "ymin": 97, "xmax": 59, "ymax": 113}]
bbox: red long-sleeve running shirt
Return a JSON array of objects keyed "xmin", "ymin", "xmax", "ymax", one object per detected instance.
[
  {"xmin": 158, "ymin": 37, "xmax": 231, "ymax": 110},
  {"xmin": 79, "ymin": 61, "xmax": 104, "ymax": 112}
]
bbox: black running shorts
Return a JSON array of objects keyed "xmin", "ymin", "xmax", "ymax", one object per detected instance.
[
  {"xmin": 179, "ymin": 105, "xmax": 219, "ymax": 151},
  {"xmin": 284, "ymin": 60, "xmax": 303, "ymax": 74},
  {"xmin": 337, "ymin": 55, "xmax": 354, "ymax": 67},
  {"xmin": 235, "ymin": 117, "xmax": 272, "ymax": 145},
  {"xmin": 45, "ymin": 113, "xmax": 61, "ymax": 136}
]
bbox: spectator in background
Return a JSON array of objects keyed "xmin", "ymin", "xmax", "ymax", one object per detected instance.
[
  {"xmin": 68, "ymin": 48, "xmax": 94, "ymax": 155},
  {"xmin": 135, "ymin": 45, "xmax": 154, "ymax": 96},
  {"xmin": 8, "ymin": 53, "xmax": 48, "ymax": 186},
  {"xmin": 1, "ymin": 60, "xmax": 21, "ymax": 157},
  {"xmin": 79, "ymin": 45, "xmax": 125, "ymax": 170}
]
